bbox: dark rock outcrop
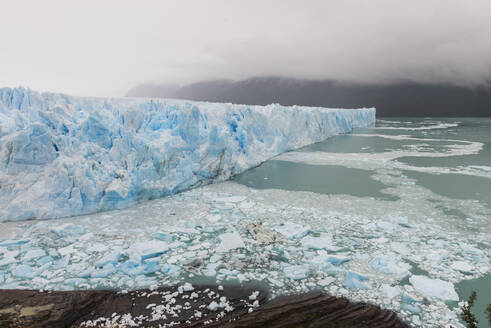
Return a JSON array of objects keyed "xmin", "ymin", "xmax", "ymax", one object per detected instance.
[{"xmin": 0, "ymin": 287, "xmax": 410, "ymax": 328}]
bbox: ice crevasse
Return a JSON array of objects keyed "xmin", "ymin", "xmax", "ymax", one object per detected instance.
[{"xmin": 0, "ymin": 87, "xmax": 375, "ymax": 221}]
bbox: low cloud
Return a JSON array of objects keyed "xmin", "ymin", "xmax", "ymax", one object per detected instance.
[{"xmin": 0, "ymin": 0, "xmax": 490, "ymax": 96}]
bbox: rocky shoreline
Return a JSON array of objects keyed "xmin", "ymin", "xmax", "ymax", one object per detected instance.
[{"xmin": 0, "ymin": 285, "xmax": 410, "ymax": 328}]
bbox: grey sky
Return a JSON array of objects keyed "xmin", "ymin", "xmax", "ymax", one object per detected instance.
[{"xmin": 1, "ymin": 0, "xmax": 490, "ymax": 96}]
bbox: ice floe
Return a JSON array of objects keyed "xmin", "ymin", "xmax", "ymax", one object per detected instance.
[{"xmin": 409, "ymin": 275, "xmax": 459, "ymax": 301}]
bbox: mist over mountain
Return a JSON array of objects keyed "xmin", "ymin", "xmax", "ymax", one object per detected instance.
[{"xmin": 127, "ymin": 77, "xmax": 491, "ymax": 117}]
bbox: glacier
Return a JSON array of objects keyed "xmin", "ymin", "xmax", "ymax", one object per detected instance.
[{"xmin": 0, "ymin": 87, "xmax": 375, "ymax": 221}]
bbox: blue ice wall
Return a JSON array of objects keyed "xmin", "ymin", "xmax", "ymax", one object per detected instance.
[{"xmin": 0, "ymin": 87, "xmax": 375, "ymax": 221}]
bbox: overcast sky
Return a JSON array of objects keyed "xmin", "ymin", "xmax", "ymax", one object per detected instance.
[{"xmin": 1, "ymin": 0, "xmax": 490, "ymax": 96}]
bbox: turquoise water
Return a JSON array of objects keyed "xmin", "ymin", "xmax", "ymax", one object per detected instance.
[{"xmin": 234, "ymin": 161, "xmax": 396, "ymax": 200}]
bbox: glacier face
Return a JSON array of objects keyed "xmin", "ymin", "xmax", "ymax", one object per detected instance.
[{"xmin": 0, "ymin": 87, "xmax": 375, "ymax": 221}]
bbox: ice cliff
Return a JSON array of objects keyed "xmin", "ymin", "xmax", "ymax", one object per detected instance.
[{"xmin": 0, "ymin": 87, "xmax": 375, "ymax": 221}]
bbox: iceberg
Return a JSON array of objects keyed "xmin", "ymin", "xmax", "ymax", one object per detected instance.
[
  {"xmin": 283, "ymin": 264, "xmax": 311, "ymax": 280},
  {"xmin": 275, "ymin": 222, "xmax": 311, "ymax": 239},
  {"xmin": 409, "ymin": 275, "xmax": 459, "ymax": 301},
  {"xmin": 0, "ymin": 87, "xmax": 375, "ymax": 221},
  {"xmin": 344, "ymin": 271, "xmax": 369, "ymax": 289},
  {"xmin": 216, "ymin": 232, "xmax": 245, "ymax": 252},
  {"xmin": 369, "ymin": 257, "xmax": 411, "ymax": 278},
  {"xmin": 300, "ymin": 236, "xmax": 340, "ymax": 251}
]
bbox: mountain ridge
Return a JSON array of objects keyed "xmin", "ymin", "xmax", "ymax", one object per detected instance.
[{"xmin": 127, "ymin": 77, "xmax": 491, "ymax": 117}]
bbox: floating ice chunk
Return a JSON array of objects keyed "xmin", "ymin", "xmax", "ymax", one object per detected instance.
[
  {"xmin": 301, "ymin": 236, "xmax": 340, "ymax": 251},
  {"xmin": 310, "ymin": 255, "xmax": 349, "ymax": 275},
  {"xmin": 95, "ymin": 250, "xmax": 122, "ymax": 267},
  {"xmin": 153, "ymin": 232, "xmax": 176, "ymax": 242},
  {"xmin": 12, "ymin": 264, "xmax": 37, "ymax": 278},
  {"xmin": 206, "ymin": 214, "xmax": 222, "ymax": 223},
  {"xmin": 450, "ymin": 261, "xmax": 473, "ymax": 273},
  {"xmin": 216, "ymin": 232, "xmax": 245, "ymax": 252},
  {"xmin": 318, "ymin": 277, "xmax": 336, "ymax": 286},
  {"xmin": 0, "ymin": 239, "xmax": 28, "ymax": 247},
  {"xmin": 91, "ymin": 263, "xmax": 116, "ymax": 278},
  {"xmin": 376, "ymin": 222, "xmax": 398, "ymax": 232},
  {"xmin": 370, "ymin": 257, "xmax": 411, "ymax": 278},
  {"xmin": 0, "ymin": 257, "xmax": 17, "ymax": 267},
  {"xmin": 469, "ymin": 165, "xmax": 491, "ymax": 172},
  {"xmin": 409, "ymin": 275, "xmax": 459, "ymax": 301},
  {"xmin": 401, "ymin": 303, "xmax": 421, "ymax": 314},
  {"xmin": 389, "ymin": 216, "xmax": 409, "ymax": 225},
  {"xmin": 325, "ymin": 255, "xmax": 350, "ymax": 266},
  {"xmin": 402, "ymin": 292, "xmax": 423, "ymax": 304},
  {"xmin": 428, "ymin": 239, "xmax": 447, "ymax": 248},
  {"xmin": 51, "ymin": 224, "xmax": 85, "ymax": 237},
  {"xmin": 162, "ymin": 226, "xmax": 198, "ymax": 234},
  {"xmin": 390, "ymin": 242, "xmax": 410, "ymax": 256},
  {"xmin": 208, "ymin": 301, "xmax": 219, "ymax": 311},
  {"xmin": 213, "ymin": 196, "xmax": 247, "ymax": 203},
  {"xmin": 344, "ymin": 271, "xmax": 369, "ymax": 289},
  {"xmin": 22, "ymin": 249, "xmax": 46, "ymax": 261},
  {"xmin": 128, "ymin": 241, "xmax": 169, "ymax": 261},
  {"xmin": 239, "ymin": 201, "xmax": 255, "ymax": 209},
  {"xmin": 87, "ymin": 244, "xmax": 109, "ymax": 253},
  {"xmin": 249, "ymin": 291, "xmax": 260, "ymax": 300},
  {"xmin": 203, "ymin": 263, "xmax": 219, "ymax": 277},
  {"xmin": 380, "ymin": 284, "xmax": 401, "ymax": 301},
  {"xmin": 58, "ymin": 244, "xmax": 75, "ymax": 256},
  {"xmin": 64, "ymin": 278, "xmax": 87, "ymax": 287},
  {"xmin": 283, "ymin": 264, "xmax": 310, "ymax": 280},
  {"xmin": 161, "ymin": 264, "xmax": 181, "ymax": 277},
  {"xmin": 459, "ymin": 243, "xmax": 484, "ymax": 256},
  {"xmin": 37, "ymin": 255, "xmax": 54, "ymax": 265},
  {"xmin": 119, "ymin": 262, "xmax": 144, "ymax": 276},
  {"xmin": 0, "ymin": 271, "xmax": 4, "ymax": 284},
  {"xmin": 275, "ymin": 222, "xmax": 310, "ymax": 239}
]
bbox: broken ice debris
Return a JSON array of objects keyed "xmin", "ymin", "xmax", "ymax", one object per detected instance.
[
  {"xmin": 450, "ymin": 261, "xmax": 473, "ymax": 273},
  {"xmin": 344, "ymin": 271, "xmax": 369, "ymax": 289},
  {"xmin": 379, "ymin": 284, "xmax": 401, "ymax": 301},
  {"xmin": 390, "ymin": 242, "xmax": 410, "ymax": 256},
  {"xmin": 246, "ymin": 221, "xmax": 279, "ymax": 245},
  {"xmin": 300, "ymin": 236, "xmax": 340, "ymax": 251},
  {"xmin": 22, "ymin": 249, "xmax": 46, "ymax": 261},
  {"xmin": 369, "ymin": 257, "xmax": 411, "ymax": 278},
  {"xmin": 152, "ymin": 232, "xmax": 176, "ymax": 242},
  {"xmin": 129, "ymin": 241, "xmax": 169, "ymax": 261},
  {"xmin": 161, "ymin": 264, "xmax": 181, "ymax": 277},
  {"xmin": 310, "ymin": 255, "xmax": 349, "ymax": 274},
  {"xmin": 283, "ymin": 264, "xmax": 311, "ymax": 280},
  {"xmin": 375, "ymin": 221, "xmax": 398, "ymax": 232},
  {"xmin": 12, "ymin": 264, "xmax": 38, "ymax": 278},
  {"xmin": 207, "ymin": 301, "xmax": 219, "ymax": 311},
  {"xmin": 318, "ymin": 277, "xmax": 336, "ymax": 286},
  {"xmin": 213, "ymin": 196, "xmax": 247, "ymax": 203},
  {"xmin": 401, "ymin": 303, "xmax": 421, "ymax": 314},
  {"xmin": 95, "ymin": 250, "xmax": 122, "ymax": 267},
  {"xmin": 324, "ymin": 255, "xmax": 350, "ymax": 266},
  {"xmin": 51, "ymin": 224, "xmax": 85, "ymax": 237},
  {"xmin": 275, "ymin": 222, "xmax": 310, "ymax": 239},
  {"xmin": 91, "ymin": 263, "xmax": 116, "ymax": 278},
  {"xmin": 409, "ymin": 275, "xmax": 458, "ymax": 301},
  {"xmin": 216, "ymin": 232, "xmax": 245, "ymax": 252},
  {"xmin": 0, "ymin": 239, "xmax": 29, "ymax": 247}
]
